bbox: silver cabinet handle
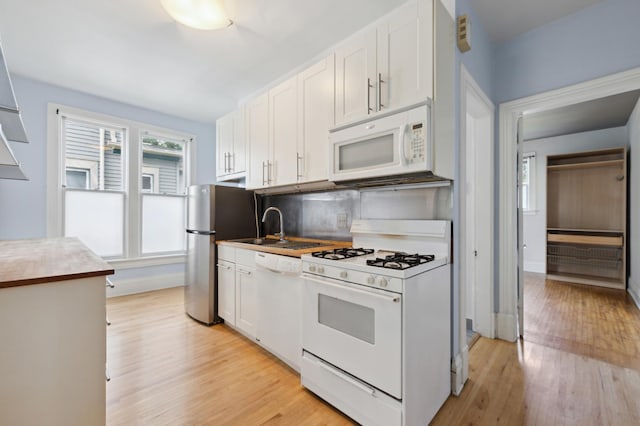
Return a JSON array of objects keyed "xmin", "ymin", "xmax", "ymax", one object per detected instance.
[
  {"xmin": 262, "ymin": 161, "xmax": 267, "ymax": 185},
  {"xmin": 367, "ymin": 78, "xmax": 374, "ymax": 114},
  {"xmin": 229, "ymin": 152, "xmax": 234, "ymax": 173},
  {"xmin": 223, "ymin": 152, "xmax": 229, "ymax": 173},
  {"xmin": 378, "ymin": 73, "xmax": 385, "ymax": 111},
  {"xmin": 296, "ymin": 152, "xmax": 303, "ymax": 180},
  {"xmin": 237, "ymin": 269, "xmax": 252, "ymax": 276},
  {"xmin": 268, "ymin": 161, "xmax": 273, "ymax": 184},
  {"xmin": 216, "ymin": 263, "xmax": 232, "ymax": 270}
]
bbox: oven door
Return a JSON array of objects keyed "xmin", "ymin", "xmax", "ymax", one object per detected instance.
[{"xmin": 302, "ymin": 273, "xmax": 402, "ymax": 399}]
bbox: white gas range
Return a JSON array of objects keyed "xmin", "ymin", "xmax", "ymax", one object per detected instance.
[{"xmin": 300, "ymin": 219, "xmax": 451, "ymax": 426}]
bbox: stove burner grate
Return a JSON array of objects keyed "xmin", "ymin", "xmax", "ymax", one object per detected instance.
[
  {"xmin": 366, "ymin": 252, "xmax": 435, "ymax": 270},
  {"xmin": 311, "ymin": 247, "xmax": 374, "ymax": 260}
]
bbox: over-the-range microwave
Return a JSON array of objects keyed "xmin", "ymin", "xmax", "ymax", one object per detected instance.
[{"xmin": 329, "ymin": 101, "xmax": 432, "ymax": 183}]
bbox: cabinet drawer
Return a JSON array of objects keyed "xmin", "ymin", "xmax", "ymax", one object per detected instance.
[
  {"xmin": 218, "ymin": 245, "xmax": 235, "ymax": 262},
  {"xmin": 236, "ymin": 248, "xmax": 256, "ymax": 267},
  {"xmin": 301, "ymin": 351, "xmax": 401, "ymax": 426}
]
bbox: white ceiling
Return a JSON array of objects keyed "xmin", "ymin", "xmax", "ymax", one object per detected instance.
[
  {"xmin": 0, "ymin": 0, "xmax": 406, "ymax": 124},
  {"xmin": 471, "ymin": 0, "xmax": 603, "ymax": 42},
  {"xmin": 0, "ymin": 0, "xmax": 611, "ymax": 125},
  {"xmin": 522, "ymin": 90, "xmax": 640, "ymax": 141}
]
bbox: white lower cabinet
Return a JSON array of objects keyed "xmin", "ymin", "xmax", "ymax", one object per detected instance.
[
  {"xmin": 217, "ymin": 259, "xmax": 236, "ymax": 325},
  {"xmin": 235, "ymin": 265, "xmax": 257, "ymax": 338},
  {"xmin": 217, "ymin": 246, "xmax": 302, "ymax": 371}
]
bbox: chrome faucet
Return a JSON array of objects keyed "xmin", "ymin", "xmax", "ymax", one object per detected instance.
[{"xmin": 261, "ymin": 207, "xmax": 286, "ymax": 241}]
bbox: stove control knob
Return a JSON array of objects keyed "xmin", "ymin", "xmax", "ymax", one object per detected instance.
[
  {"xmin": 340, "ymin": 271, "xmax": 348, "ymax": 279},
  {"xmin": 317, "ymin": 266, "xmax": 325, "ymax": 274},
  {"xmin": 377, "ymin": 277, "xmax": 388, "ymax": 288},
  {"xmin": 366, "ymin": 275, "xmax": 375, "ymax": 284},
  {"xmin": 309, "ymin": 265, "xmax": 316, "ymax": 272}
]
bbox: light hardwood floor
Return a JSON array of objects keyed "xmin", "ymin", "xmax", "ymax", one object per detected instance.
[{"xmin": 107, "ymin": 275, "xmax": 640, "ymax": 425}]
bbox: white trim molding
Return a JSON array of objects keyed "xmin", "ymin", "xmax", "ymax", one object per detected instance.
[
  {"xmin": 450, "ymin": 345, "xmax": 469, "ymax": 396},
  {"xmin": 629, "ymin": 278, "xmax": 640, "ymax": 311},
  {"xmin": 106, "ymin": 273, "xmax": 184, "ymax": 298},
  {"xmin": 498, "ymin": 67, "xmax": 640, "ymax": 341}
]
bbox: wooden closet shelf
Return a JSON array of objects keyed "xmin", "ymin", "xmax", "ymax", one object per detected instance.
[
  {"xmin": 547, "ymin": 233, "xmax": 623, "ymax": 247},
  {"xmin": 547, "ymin": 159, "xmax": 624, "ymax": 171}
]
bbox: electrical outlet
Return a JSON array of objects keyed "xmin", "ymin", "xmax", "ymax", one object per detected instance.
[{"xmin": 337, "ymin": 213, "xmax": 348, "ymax": 229}]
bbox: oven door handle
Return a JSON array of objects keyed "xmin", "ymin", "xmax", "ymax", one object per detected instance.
[{"xmin": 303, "ymin": 273, "xmax": 400, "ymax": 303}]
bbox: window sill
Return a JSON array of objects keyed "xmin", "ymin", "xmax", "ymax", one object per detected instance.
[
  {"xmin": 108, "ymin": 254, "xmax": 186, "ymax": 269},
  {"xmin": 524, "ymin": 210, "xmax": 539, "ymax": 216}
]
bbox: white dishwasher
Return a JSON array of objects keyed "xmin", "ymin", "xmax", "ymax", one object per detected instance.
[{"xmin": 254, "ymin": 252, "xmax": 302, "ymax": 372}]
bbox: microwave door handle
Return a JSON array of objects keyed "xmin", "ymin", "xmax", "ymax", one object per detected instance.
[{"xmin": 398, "ymin": 124, "xmax": 409, "ymax": 166}]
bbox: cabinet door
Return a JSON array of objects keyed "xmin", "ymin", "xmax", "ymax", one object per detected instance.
[
  {"xmin": 217, "ymin": 260, "xmax": 236, "ymax": 325},
  {"xmin": 297, "ymin": 54, "xmax": 335, "ymax": 183},
  {"xmin": 231, "ymin": 107, "xmax": 246, "ymax": 174},
  {"xmin": 235, "ymin": 266, "xmax": 257, "ymax": 338},
  {"xmin": 245, "ymin": 93, "xmax": 270, "ymax": 189},
  {"xmin": 377, "ymin": 0, "xmax": 433, "ymax": 111},
  {"xmin": 269, "ymin": 76, "xmax": 298, "ymax": 186},
  {"xmin": 216, "ymin": 113, "xmax": 234, "ymax": 179},
  {"xmin": 335, "ymin": 28, "xmax": 376, "ymax": 125}
]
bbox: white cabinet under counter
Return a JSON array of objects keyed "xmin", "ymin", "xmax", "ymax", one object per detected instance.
[{"xmin": 0, "ymin": 238, "xmax": 113, "ymax": 426}]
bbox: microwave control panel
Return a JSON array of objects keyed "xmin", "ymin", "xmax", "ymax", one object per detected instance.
[{"xmin": 407, "ymin": 122, "xmax": 426, "ymax": 163}]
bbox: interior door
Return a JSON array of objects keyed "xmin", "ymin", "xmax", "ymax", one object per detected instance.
[{"xmin": 516, "ymin": 115, "xmax": 524, "ymax": 338}]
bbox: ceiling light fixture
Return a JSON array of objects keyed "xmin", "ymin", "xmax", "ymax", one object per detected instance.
[{"xmin": 160, "ymin": 0, "xmax": 233, "ymax": 30}]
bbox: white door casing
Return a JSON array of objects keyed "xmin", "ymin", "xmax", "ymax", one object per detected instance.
[
  {"xmin": 460, "ymin": 66, "xmax": 495, "ymax": 341},
  {"xmin": 497, "ymin": 67, "xmax": 640, "ymax": 341}
]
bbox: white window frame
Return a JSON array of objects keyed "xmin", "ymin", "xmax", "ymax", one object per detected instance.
[
  {"xmin": 46, "ymin": 103, "xmax": 197, "ymax": 269},
  {"xmin": 522, "ymin": 152, "xmax": 537, "ymax": 214},
  {"xmin": 141, "ymin": 166, "xmax": 160, "ymax": 193},
  {"xmin": 65, "ymin": 158, "xmax": 98, "ymax": 189}
]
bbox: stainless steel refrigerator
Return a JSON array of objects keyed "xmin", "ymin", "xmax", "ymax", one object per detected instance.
[{"xmin": 185, "ymin": 184, "xmax": 255, "ymax": 325}]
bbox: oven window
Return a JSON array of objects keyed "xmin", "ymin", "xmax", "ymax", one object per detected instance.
[
  {"xmin": 318, "ymin": 294, "xmax": 375, "ymax": 344},
  {"xmin": 338, "ymin": 134, "xmax": 394, "ymax": 171}
]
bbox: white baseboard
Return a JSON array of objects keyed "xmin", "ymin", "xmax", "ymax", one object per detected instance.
[
  {"xmin": 524, "ymin": 260, "xmax": 545, "ymax": 273},
  {"xmin": 496, "ymin": 313, "xmax": 518, "ymax": 342},
  {"xmin": 107, "ymin": 273, "xmax": 184, "ymax": 298},
  {"xmin": 450, "ymin": 346, "xmax": 469, "ymax": 396},
  {"xmin": 628, "ymin": 277, "xmax": 640, "ymax": 310}
]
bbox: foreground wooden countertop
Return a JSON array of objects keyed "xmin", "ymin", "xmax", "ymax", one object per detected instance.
[
  {"xmin": 0, "ymin": 237, "xmax": 114, "ymax": 289},
  {"xmin": 218, "ymin": 235, "xmax": 352, "ymax": 258}
]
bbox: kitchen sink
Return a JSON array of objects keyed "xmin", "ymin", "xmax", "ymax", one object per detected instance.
[{"xmin": 230, "ymin": 238, "xmax": 325, "ymax": 250}]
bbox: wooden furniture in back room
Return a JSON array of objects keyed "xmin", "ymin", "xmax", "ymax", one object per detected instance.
[{"xmin": 546, "ymin": 147, "xmax": 627, "ymax": 289}]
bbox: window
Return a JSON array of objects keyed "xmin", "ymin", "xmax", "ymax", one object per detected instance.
[
  {"xmin": 48, "ymin": 104, "xmax": 195, "ymax": 265},
  {"xmin": 521, "ymin": 152, "xmax": 536, "ymax": 212}
]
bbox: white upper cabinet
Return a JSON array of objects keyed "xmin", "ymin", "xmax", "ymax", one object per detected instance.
[
  {"xmin": 268, "ymin": 76, "xmax": 298, "ymax": 187},
  {"xmin": 335, "ymin": 0, "xmax": 433, "ymax": 126},
  {"xmin": 297, "ymin": 54, "xmax": 335, "ymax": 183},
  {"xmin": 377, "ymin": 0, "xmax": 433, "ymax": 112},
  {"xmin": 216, "ymin": 108, "xmax": 246, "ymax": 181},
  {"xmin": 335, "ymin": 29, "xmax": 377, "ymax": 125},
  {"xmin": 246, "ymin": 93, "xmax": 269, "ymax": 190}
]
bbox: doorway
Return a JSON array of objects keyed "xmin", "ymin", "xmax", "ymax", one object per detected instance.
[
  {"xmin": 498, "ymin": 67, "xmax": 640, "ymax": 341},
  {"xmin": 460, "ymin": 65, "xmax": 494, "ymax": 349}
]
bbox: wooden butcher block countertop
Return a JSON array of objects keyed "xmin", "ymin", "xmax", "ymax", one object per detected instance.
[
  {"xmin": 218, "ymin": 235, "xmax": 352, "ymax": 258},
  {"xmin": 0, "ymin": 237, "xmax": 114, "ymax": 289}
]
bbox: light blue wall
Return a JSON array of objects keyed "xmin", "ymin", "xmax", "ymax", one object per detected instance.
[
  {"xmin": 0, "ymin": 75, "xmax": 217, "ymax": 281},
  {"xmin": 0, "ymin": 75, "xmax": 216, "ymax": 240},
  {"xmin": 455, "ymin": 0, "xmax": 493, "ymax": 97},
  {"xmin": 493, "ymin": 0, "xmax": 640, "ymax": 103}
]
